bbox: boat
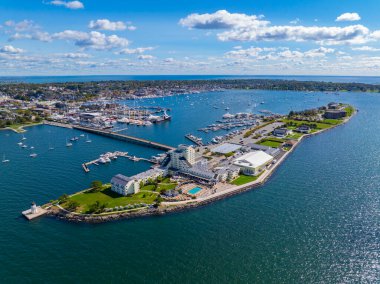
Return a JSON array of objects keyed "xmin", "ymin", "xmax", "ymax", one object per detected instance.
[
  {"xmin": 22, "ymin": 145, "xmax": 28, "ymax": 148},
  {"xmin": 225, "ymin": 107, "xmax": 230, "ymax": 111},
  {"xmin": 80, "ymin": 134, "xmax": 85, "ymax": 137},
  {"xmin": 30, "ymin": 146, "xmax": 34, "ymax": 149},
  {"xmin": 2, "ymin": 154, "xmax": 10, "ymax": 163},
  {"xmin": 66, "ymin": 138, "xmax": 72, "ymax": 147},
  {"xmin": 17, "ymin": 142, "xmax": 23, "ymax": 146},
  {"xmin": 85, "ymin": 135, "xmax": 92, "ymax": 143},
  {"xmin": 21, "ymin": 134, "xmax": 26, "ymax": 141},
  {"xmin": 30, "ymin": 153, "xmax": 37, "ymax": 158}
]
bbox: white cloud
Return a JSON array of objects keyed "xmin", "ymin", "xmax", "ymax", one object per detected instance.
[
  {"xmin": 351, "ymin": 46, "xmax": 380, "ymax": 51},
  {"xmin": 117, "ymin": 47, "xmax": 154, "ymax": 54},
  {"xmin": 179, "ymin": 10, "xmax": 268, "ymax": 30},
  {"xmin": 4, "ymin": 20, "xmax": 37, "ymax": 32},
  {"xmin": 60, "ymin": 52, "xmax": 91, "ymax": 58},
  {"xmin": 53, "ymin": 30, "xmax": 129, "ymax": 50},
  {"xmin": 49, "ymin": 1, "xmax": 84, "ymax": 10},
  {"xmin": 180, "ymin": 10, "xmax": 370, "ymax": 45},
  {"xmin": 89, "ymin": 19, "xmax": 127, "ymax": 31},
  {"xmin": 336, "ymin": 12, "xmax": 361, "ymax": 22},
  {"xmin": 138, "ymin": 54, "xmax": 154, "ymax": 60},
  {"xmin": 0, "ymin": 45, "xmax": 24, "ymax": 53},
  {"xmin": 9, "ymin": 31, "xmax": 52, "ymax": 42},
  {"xmin": 225, "ymin": 46, "xmax": 334, "ymax": 60}
]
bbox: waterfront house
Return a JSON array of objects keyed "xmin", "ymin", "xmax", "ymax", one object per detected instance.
[
  {"xmin": 233, "ymin": 151, "xmax": 274, "ymax": 176},
  {"xmin": 111, "ymin": 174, "xmax": 138, "ymax": 196},
  {"xmin": 296, "ymin": 125, "xmax": 311, "ymax": 133},
  {"xmin": 273, "ymin": 128, "xmax": 291, "ymax": 138},
  {"xmin": 324, "ymin": 109, "xmax": 347, "ymax": 119},
  {"xmin": 283, "ymin": 140, "xmax": 297, "ymax": 148},
  {"xmin": 111, "ymin": 168, "xmax": 167, "ymax": 196}
]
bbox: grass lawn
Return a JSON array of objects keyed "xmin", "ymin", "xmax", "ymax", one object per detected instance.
[
  {"xmin": 322, "ymin": 119, "xmax": 342, "ymax": 125},
  {"xmin": 282, "ymin": 119, "xmax": 333, "ymax": 130},
  {"xmin": 258, "ymin": 137, "xmax": 284, "ymax": 148},
  {"xmin": 231, "ymin": 174, "xmax": 259, "ymax": 185},
  {"xmin": 66, "ymin": 186, "xmax": 157, "ymax": 213},
  {"xmin": 140, "ymin": 178, "xmax": 177, "ymax": 192},
  {"xmin": 287, "ymin": 132, "xmax": 303, "ymax": 140}
]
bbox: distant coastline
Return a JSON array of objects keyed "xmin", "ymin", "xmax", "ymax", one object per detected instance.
[{"xmin": 2, "ymin": 75, "xmax": 380, "ymax": 84}]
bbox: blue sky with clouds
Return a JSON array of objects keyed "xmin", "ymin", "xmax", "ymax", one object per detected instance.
[{"xmin": 1, "ymin": 0, "xmax": 380, "ymax": 75}]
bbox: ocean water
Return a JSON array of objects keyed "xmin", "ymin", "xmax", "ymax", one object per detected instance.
[
  {"xmin": 0, "ymin": 90, "xmax": 379, "ymax": 283},
  {"xmin": 1, "ymin": 75, "xmax": 380, "ymax": 84}
]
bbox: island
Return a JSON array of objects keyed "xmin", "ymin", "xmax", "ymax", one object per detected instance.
[{"xmin": 40, "ymin": 102, "xmax": 356, "ymax": 223}]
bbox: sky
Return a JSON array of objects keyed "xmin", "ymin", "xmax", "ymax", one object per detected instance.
[{"xmin": 1, "ymin": 0, "xmax": 380, "ymax": 76}]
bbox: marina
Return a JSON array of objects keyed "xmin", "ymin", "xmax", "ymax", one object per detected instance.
[{"xmin": 82, "ymin": 151, "xmax": 157, "ymax": 172}]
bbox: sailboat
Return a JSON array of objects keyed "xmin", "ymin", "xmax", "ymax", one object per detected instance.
[
  {"xmin": 21, "ymin": 134, "xmax": 26, "ymax": 141},
  {"xmin": 2, "ymin": 154, "xmax": 10, "ymax": 163},
  {"xmin": 49, "ymin": 143, "xmax": 54, "ymax": 150},
  {"xmin": 85, "ymin": 135, "xmax": 92, "ymax": 143},
  {"xmin": 66, "ymin": 138, "xmax": 73, "ymax": 147}
]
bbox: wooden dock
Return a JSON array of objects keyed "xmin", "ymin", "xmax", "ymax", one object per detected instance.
[{"xmin": 82, "ymin": 151, "xmax": 157, "ymax": 172}]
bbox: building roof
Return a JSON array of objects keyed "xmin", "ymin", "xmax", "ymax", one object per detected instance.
[
  {"xmin": 211, "ymin": 143, "xmax": 242, "ymax": 154},
  {"xmin": 111, "ymin": 174, "xmax": 132, "ymax": 186},
  {"xmin": 233, "ymin": 151, "xmax": 273, "ymax": 169}
]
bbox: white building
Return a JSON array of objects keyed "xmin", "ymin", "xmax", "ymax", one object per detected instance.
[
  {"xmin": 167, "ymin": 145, "xmax": 215, "ymax": 182},
  {"xmin": 169, "ymin": 145, "xmax": 195, "ymax": 170},
  {"xmin": 111, "ymin": 168, "xmax": 167, "ymax": 196},
  {"xmin": 111, "ymin": 174, "xmax": 138, "ymax": 196},
  {"xmin": 233, "ymin": 151, "xmax": 274, "ymax": 176}
]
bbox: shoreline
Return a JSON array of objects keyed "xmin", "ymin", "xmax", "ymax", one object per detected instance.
[
  {"xmin": 0, "ymin": 122, "xmax": 43, "ymax": 133},
  {"xmin": 46, "ymin": 108, "xmax": 357, "ymax": 224}
]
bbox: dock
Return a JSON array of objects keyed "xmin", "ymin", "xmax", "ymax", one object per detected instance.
[
  {"xmin": 22, "ymin": 207, "xmax": 47, "ymax": 220},
  {"xmin": 82, "ymin": 151, "xmax": 157, "ymax": 172},
  {"xmin": 185, "ymin": 134, "xmax": 204, "ymax": 146}
]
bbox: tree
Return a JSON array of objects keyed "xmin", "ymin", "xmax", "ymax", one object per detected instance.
[
  {"xmin": 91, "ymin": 180, "xmax": 103, "ymax": 190},
  {"xmin": 87, "ymin": 201, "xmax": 106, "ymax": 214},
  {"xmin": 58, "ymin": 194, "xmax": 69, "ymax": 203},
  {"xmin": 66, "ymin": 200, "xmax": 80, "ymax": 211}
]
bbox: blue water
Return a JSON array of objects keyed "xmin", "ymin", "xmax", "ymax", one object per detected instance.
[
  {"xmin": 1, "ymin": 75, "xmax": 380, "ymax": 84},
  {"xmin": 0, "ymin": 90, "xmax": 379, "ymax": 282},
  {"xmin": 188, "ymin": 187, "xmax": 202, "ymax": 195}
]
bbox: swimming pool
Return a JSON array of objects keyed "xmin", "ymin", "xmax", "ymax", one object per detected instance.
[{"xmin": 188, "ymin": 187, "xmax": 202, "ymax": 195}]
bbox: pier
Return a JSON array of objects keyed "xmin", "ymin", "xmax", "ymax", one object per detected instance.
[
  {"xmin": 82, "ymin": 151, "xmax": 157, "ymax": 172},
  {"xmin": 185, "ymin": 134, "xmax": 204, "ymax": 146},
  {"xmin": 44, "ymin": 121, "xmax": 175, "ymax": 151},
  {"xmin": 73, "ymin": 125, "xmax": 175, "ymax": 151}
]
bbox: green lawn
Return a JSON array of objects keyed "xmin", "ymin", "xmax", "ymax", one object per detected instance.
[
  {"xmin": 258, "ymin": 137, "xmax": 284, "ymax": 148},
  {"xmin": 287, "ymin": 132, "xmax": 303, "ymax": 140},
  {"xmin": 322, "ymin": 119, "xmax": 342, "ymax": 125},
  {"xmin": 66, "ymin": 186, "xmax": 157, "ymax": 213},
  {"xmin": 345, "ymin": 105, "xmax": 355, "ymax": 117},
  {"xmin": 140, "ymin": 178, "xmax": 177, "ymax": 192},
  {"xmin": 282, "ymin": 119, "xmax": 333, "ymax": 130},
  {"xmin": 231, "ymin": 174, "xmax": 259, "ymax": 185}
]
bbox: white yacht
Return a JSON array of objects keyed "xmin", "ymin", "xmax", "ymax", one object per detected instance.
[{"xmin": 30, "ymin": 153, "xmax": 37, "ymax": 158}]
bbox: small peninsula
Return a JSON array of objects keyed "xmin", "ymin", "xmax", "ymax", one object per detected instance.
[{"xmin": 36, "ymin": 102, "xmax": 356, "ymax": 223}]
